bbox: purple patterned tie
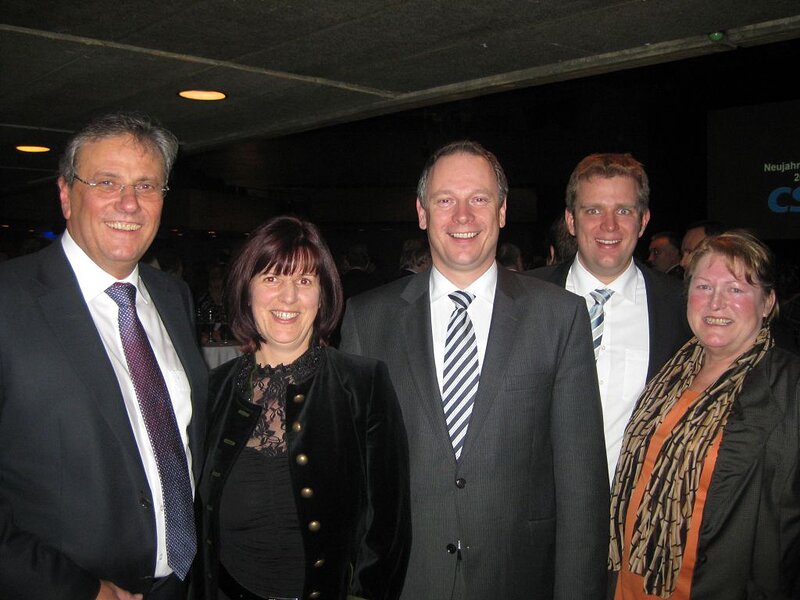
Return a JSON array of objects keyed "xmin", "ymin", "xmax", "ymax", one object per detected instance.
[{"xmin": 105, "ymin": 282, "xmax": 196, "ymax": 580}]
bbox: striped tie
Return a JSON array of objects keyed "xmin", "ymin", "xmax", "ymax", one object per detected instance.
[
  {"xmin": 442, "ymin": 291, "xmax": 480, "ymax": 461},
  {"xmin": 589, "ymin": 288, "xmax": 614, "ymax": 361}
]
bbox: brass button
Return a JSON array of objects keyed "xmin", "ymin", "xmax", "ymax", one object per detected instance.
[
  {"xmin": 301, "ymin": 487, "xmax": 314, "ymax": 499},
  {"xmin": 293, "ymin": 393, "xmax": 305, "ymax": 404},
  {"xmin": 308, "ymin": 592, "xmax": 321, "ymax": 599},
  {"xmin": 308, "ymin": 520, "xmax": 321, "ymax": 532},
  {"xmin": 313, "ymin": 558, "xmax": 325, "ymax": 568},
  {"xmin": 296, "ymin": 454, "xmax": 309, "ymax": 466},
  {"xmin": 292, "ymin": 421, "xmax": 302, "ymax": 433}
]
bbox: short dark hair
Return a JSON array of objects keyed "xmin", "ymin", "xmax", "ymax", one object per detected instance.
[
  {"xmin": 497, "ymin": 242, "xmax": 523, "ymax": 270},
  {"xmin": 416, "ymin": 140, "xmax": 508, "ymax": 207},
  {"xmin": 650, "ymin": 231, "xmax": 681, "ymax": 251},
  {"xmin": 59, "ymin": 111, "xmax": 179, "ymax": 185},
  {"xmin": 684, "ymin": 220, "xmax": 726, "ymax": 237},
  {"xmin": 226, "ymin": 216, "xmax": 343, "ymax": 353},
  {"xmin": 565, "ymin": 153, "xmax": 649, "ymax": 215}
]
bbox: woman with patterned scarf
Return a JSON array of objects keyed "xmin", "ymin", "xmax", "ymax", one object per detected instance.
[
  {"xmin": 195, "ymin": 216, "xmax": 411, "ymax": 600},
  {"xmin": 609, "ymin": 230, "xmax": 800, "ymax": 599}
]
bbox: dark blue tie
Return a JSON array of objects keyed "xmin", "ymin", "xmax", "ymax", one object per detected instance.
[
  {"xmin": 105, "ymin": 282, "xmax": 196, "ymax": 580},
  {"xmin": 442, "ymin": 291, "xmax": 480, "ymax": 461}
]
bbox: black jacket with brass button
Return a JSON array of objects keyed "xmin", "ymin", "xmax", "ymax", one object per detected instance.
[{"xmin": 195, "ymin": 347, "xmax": 411, "ymax": 600}]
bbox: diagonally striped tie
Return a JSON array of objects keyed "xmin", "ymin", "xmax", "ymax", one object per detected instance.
[
  {"xmin": 589, "ymin": 288, "xmax": 614, "ymax": 361},
  {"xmin": 442, "ymin": 291, "xmax": 480, "ymax": 461}
]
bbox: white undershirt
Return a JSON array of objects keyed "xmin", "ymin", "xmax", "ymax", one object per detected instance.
[
  {"xmin": 62, "ymin": 231, "xmax": 193, "ymax": 578},
  {"xmin": 567, "ymin": 256, "xmax": 650, "ymax": 482},
  {"xmin": 430, "ymin": 263, "xmax": 497, "ymax": 395}
]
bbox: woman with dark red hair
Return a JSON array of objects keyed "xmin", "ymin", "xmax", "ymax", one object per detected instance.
[{"xmin": 196, "ymin": 216, "xmax": 410, "ymax": 600}]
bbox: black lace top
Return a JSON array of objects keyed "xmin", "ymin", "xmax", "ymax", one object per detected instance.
[{"xmin": 219, "ymin": 346, "xmax": 322, "ymax": 598}]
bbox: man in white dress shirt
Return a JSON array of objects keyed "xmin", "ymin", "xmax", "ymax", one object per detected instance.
[
  {"xmin": 530, "ymin": 153, "xmax": 690, "ymax": 481},
  {"xmin": 0, "ymin": 112, "xmax": 207, "ymax": 600}
]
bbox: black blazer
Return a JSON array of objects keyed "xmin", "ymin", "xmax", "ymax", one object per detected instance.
[
  {"xmin": 0, "ymin": 241, "xmax": 207, "ymax": 599},
  {"xmin": 610, "ymin": 347, "xmax": 800, "ymax": 599},
  {"xmin": 529, "ymin": 258, "xmax": 691, "ymax": 380},
  {"xmin": 340, "ymin": 267, "xmax": 609, "ymax": 600},
  {"xmin": 197, "ymin": 347, "xmax": 411, "ymax": 600}
]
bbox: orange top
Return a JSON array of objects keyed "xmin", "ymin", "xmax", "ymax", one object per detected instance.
[{"xmin": 615, "ymin": 389, "xmax": 723, "ymax": 600}]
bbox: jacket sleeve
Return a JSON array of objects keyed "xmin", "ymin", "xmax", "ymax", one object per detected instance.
[
  {"xmin": 0, "ymin": 488, "xmax": 100, "ymax": 599},
  {"xmin": 350, "ymin": 360, "xmax": 411, "ymax": 600},
  {"xmin": 551, "ymin": 299, "xmax": 610, "ymax": 600}
]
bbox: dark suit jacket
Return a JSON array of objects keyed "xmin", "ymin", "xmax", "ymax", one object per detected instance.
[
  {"xmin": 609, "ymin": 347, "xmax": 800, "ymax": 599},
  {"xmin": 0, "ymin": 241, "xmax": 208, "ymax": 599},
  {"xmin": 340, "ymin": 266, "xmax": 609, "ymax": 600},
  {"xmin": 529, "ymin": 258, "xmax": 691, "ymax": 380},
  {"xmin": 196, "ymin": 348, "xmax": 410, "ymax": 600}
]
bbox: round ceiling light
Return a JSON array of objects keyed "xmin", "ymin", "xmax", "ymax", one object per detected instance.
[{"xmin": 178, "ymin": 90, "xmax": 227, "ymax": 101}]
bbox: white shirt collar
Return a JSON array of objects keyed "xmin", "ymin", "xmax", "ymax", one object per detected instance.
[
  {"xmin": 570, "ymin": 255, "xmax": 640, "ymax": 303},
  {"xmin": 430, "ymin": 262, "xmax": 498, "ymax": 304},
  {"xmin": 61, "ymin": 229, "xmax": 149, "ymax": 305}
]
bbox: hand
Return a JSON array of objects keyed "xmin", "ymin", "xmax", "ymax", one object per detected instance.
[{"xmin": 96, "ymin": 580, "xmax": 143, "ymax": 600}]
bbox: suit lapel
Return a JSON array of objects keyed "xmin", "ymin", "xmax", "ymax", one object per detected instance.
[
  {"xmin": 35, "ymin": 244, "xmax": 144, "ymax": 468},
  {"xmin": 459, "ymin": 268, "xmax": 522, "ymax": 462},
  {"xmin": 401, "ymin": 273, "xmax": 457, "ymax": 458},
  {"xmin": 698, "ymin": 361, "xmax": 782, "ymax": 539}
]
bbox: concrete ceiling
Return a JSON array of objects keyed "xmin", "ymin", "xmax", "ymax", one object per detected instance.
[{"xmin": 2, "ymin": 0, "xmax": 800, "ymax": 195}]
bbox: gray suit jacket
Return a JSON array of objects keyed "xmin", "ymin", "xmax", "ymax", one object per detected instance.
[
  {"xmin": 340, "ymin": 266, "xmax": 609, "ymax": 600},
  {"xmin": 0, "ymin": 241, "xmax": 208, "ymax": 599}
]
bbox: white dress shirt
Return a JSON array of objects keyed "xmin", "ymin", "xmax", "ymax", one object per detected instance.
[
  {"xmin": 429, "ymin": 263, "xmax": 497, "ymax": 395},
  {"xmin": 567, "ymin": 256, "xmax": 650, "ymax": 482},
  {"xmin": 62, "ymin": 231, "xmax": 193, "ymax": 577}
]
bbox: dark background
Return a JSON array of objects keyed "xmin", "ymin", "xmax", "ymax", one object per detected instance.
[{"xmin": 2, "ymin": 38, "xmax": 798, "ymax": 287}]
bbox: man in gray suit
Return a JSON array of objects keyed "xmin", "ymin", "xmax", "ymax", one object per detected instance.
[
  {"xmin": 340, "ymin": 141, "xmax": 608, "ymax": 600},
  {"xmin": 0, "ymin": 112, "xmax": 207, "ymax": 600}
]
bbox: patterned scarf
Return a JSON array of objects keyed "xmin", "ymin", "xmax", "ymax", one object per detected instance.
[{"xmin": 609, "ymin": 326, "xmax": 773, "ymax": 597}]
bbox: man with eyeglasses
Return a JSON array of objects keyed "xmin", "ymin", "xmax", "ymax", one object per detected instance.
[{"xmin": 0, "ymin": 112, "xmax": 207, "ymax": 599}]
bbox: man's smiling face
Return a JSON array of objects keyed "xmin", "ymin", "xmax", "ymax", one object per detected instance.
[
  {"xmin": 565, "ymin": 175, "xmax": 650, "ymax": 284},
  {"xmin": 417, "ymin": 152, "xmax": 506, "ymax": 288}
]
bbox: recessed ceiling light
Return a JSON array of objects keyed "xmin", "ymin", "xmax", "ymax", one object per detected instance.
[
  {"xmin": 16, "ymin": 145, "xmax": 50, "ymax": 153},
  {"xmin": 179, "ymin": 90, "xmax": 226, "ymax": 101}
]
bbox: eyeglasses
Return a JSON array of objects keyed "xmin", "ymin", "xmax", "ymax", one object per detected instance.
[{"xmin": 73, "ymin": 174, "xmax": 169, "ymax": 198}]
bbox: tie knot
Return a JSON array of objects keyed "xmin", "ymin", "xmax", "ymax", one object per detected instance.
[
  {"xmin": 449, "ymin": 290, "xmax": 475, "ymax": 311},
  {"xmin": 106, "ymin": 282, "xmax": 137, "ymax": 308},
  {"xmin": 590, "ymin": 288, "xmax": 613, "ymax": 306}
]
